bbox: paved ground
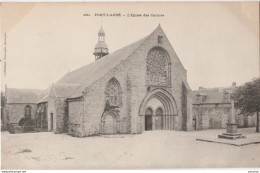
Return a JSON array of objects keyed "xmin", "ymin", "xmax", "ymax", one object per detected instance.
[
  {"xmin": 1, "ymin": 128, "xmax": 260, "ymax": 169},
  {"xmin": 197, "ymin": 129, "xmax": 260, "ymax": 146}
]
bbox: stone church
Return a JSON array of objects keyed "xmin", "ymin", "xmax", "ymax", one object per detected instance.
[
  {"xmin": 47, "ymin": 25, "xmax": 193, "ymax": 137},
  {"xmin": 2, "ymin": 25, "xmax": 256, "ymax": 136}
]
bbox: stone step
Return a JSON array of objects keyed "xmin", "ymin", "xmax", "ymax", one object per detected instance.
[
  {"xmin": 221, "ymin": 133, "xmax": 243, "ymax": 136},
  {"xmin": 218, "ymin": 134, "xmax": 246, "ymax": 140}
]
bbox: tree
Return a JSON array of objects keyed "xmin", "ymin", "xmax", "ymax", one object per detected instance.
[{"xmin": 232, "ymin": 78, "xmax": 260, "ymax": 132}]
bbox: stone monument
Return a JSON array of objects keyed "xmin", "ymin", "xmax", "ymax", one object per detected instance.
[{"xmin": 218, "ymin": 99, "xmax": 246, "ymax": 140}]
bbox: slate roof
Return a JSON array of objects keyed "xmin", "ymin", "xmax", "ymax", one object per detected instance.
[
  {"xmin": 49, "ymin": 83, "xmax": 82, "ymax": 98},
  {"xmin": 54, "ymin": 25, "xmax": 190, "ymax": 99},
  {"xmin": 58, "ymin": 36, "xmax": 148, "ymax": 86},
  {"xmin": 191, "ymin": 87, "xmax": 234, "ymax": 104},
  {"xmin": 54, "ymin": 28, "xmax": 151, "ymax": 98},
  {"xmin": 38, "ymin": 95, "xmax": 49, "ymax": 103},
  {"xmin": 6, "ymin": 88, "xmax": 48, "ymax": 104}
]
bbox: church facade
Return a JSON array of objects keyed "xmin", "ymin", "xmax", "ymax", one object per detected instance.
[
  {"xmin": 47, "ymin": 25, "xmax": 193, "ymax": 137},
  {"xmin": 2, "ymin": 25, "xmax": 257, "ymax": 136}
]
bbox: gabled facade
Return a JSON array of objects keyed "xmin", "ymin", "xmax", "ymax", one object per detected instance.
[
  {"xmin": 2, "ymin": 87, "xmax": 48, "ymax": 133},
  {"xmin": 48, "ymin": 25, "xmax": 193, "ymax": 137}
]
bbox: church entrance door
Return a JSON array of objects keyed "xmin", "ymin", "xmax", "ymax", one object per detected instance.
[
  {"xmin": 104, "ymin": 115, "xmax": 114, "ymax": 134},
  {"xmin": 145, "ymin": 115, "xmax": 152, "ymax": 131},
  {"xmin": 145, "ymin": 108, "xmax": 153, "ymax": 131},
  {"xmin": 192, "ymin": 119, "xmax": 196, "ymax": 130},
  {"xmin": 155, "ymin": 108, "xmax": 163, "ymax": 130},
  {"xmin": 101, "ymin": 110, "xmax": 119, "ymax": 134},
  {"xmin": 139, "ymin": 88, "xmax": 178, "ymax": 131}
]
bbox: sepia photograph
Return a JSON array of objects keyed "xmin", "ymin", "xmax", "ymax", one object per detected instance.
[{"xmin": 1, "ymin": 1, "xmax": 260, "ymax": 171}]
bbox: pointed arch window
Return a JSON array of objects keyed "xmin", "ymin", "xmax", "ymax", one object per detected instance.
[
  {"xmin": 105, "ymin": 78, "xmax": 122, "ymax": 107},
  {"xmin": 24, "ymin": 105, "xmax": 32, "ymax": 118}
]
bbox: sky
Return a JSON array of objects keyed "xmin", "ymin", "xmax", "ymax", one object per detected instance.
[{"xmin": 1, "ymin": 2, "xmax": 259, "ymax": 91}]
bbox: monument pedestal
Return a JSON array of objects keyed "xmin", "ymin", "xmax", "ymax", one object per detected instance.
[
  {"xmin": 218, "ymin": 99, "xmax": 246, "ymax": 140},
  {"xmin": 218, "ymin": 123, "xmax": 246, "ymax": 140}
]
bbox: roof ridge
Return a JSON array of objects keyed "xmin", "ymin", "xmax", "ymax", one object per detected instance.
[
  {"xmin": 53, "ymin": 83, "xmax": 82, "ymax": 86},
  {"xmin": 58, "ymin": 26, "xmax": 160, "ymax": 84},
  {"xmin": 193, "ymin": 87, "xmax": 233, "ymax": 92},
  {"xmin": 60, "ymin": 35, "xmax": 149, "ymax": 81},
  {"xmin": 7, "ymin": 87, "xmax": 44, "ymax": 91},
  {"xmin": 56, "ymin": 26, "xmax": 163, "ymax": 98},
  {"xmin": 78, "ymin": 28, "xmax": 157, "ymax": 91}
]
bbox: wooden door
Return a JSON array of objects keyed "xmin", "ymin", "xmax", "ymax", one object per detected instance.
[
  {"xmin": 104, "ymin": 115, "xmax": 114, "ymax": 134},
  {"xmin": 145, "ymin": 115, "xmax": 152, "ymax": 131},
  {"xmin": 155, "ymin": 108, "xmax": 163, "ymax": 130}
]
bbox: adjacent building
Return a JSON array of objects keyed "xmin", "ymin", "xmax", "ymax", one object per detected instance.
[
  {"xmin": 2, "ymin": 87, "xmax": 48, "ymax": 133},
  {"xmin": 192, "ymin": 83, "xmax": 257, "ymax": 130}
]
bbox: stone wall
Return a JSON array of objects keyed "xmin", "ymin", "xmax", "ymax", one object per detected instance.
[
  {"xmin": 47, "ymin": 96, "xmax": 56, "ymax": 132},
  {"xmin": 192, "ymin": 104, "xmax": 257, "ymax": 130},
  {"xmin": 192, "ymin": 104, "xmax": 230, "ymax": 130},
  {"xmin": 125, "ymin": 75, "xmax": 132, "ymax": 133},
  {"xmin": 71, "ymin": 26, "xmax": 190, "ymax": 136},
  {"xmin": 186, "ymin": 91, "xmax": 193, "ymax": 131},
  {"xmin": 47, "ymin": 96, "xmax": 69, "ymax": 133},
  {"xmin": 1, "ymin": 93, "xmax": 7, "ymax": 130},
  {"xmin": 236, "ymin": 113, "xmax": 257, "ymax": 128},
  {"xmin": 6, "ymin": 103, "xmax": 37, "ymax": 124},
  {"xmin": 247, "ymin": 113, "xmax": 257, "ymax": 127},
  {"xmin": 36, "ymin": 102, "xmax": 48, "ymax": 130},
  {"xmin": 82, "ymin": 63, "xmax": 130, "ymax": 137},
  {"xmin": 182, "ymin": 82, "xmax": 187, "ymax": 131},
  {"xmin": 121, "ymin": 26, "xmax": 189, "ymax": 133},
  {"xmin": 55, "ymin": 97, "xmax": 68, "ymax": 134},
  {"xmin": 68, "ymin": 99, "xmax": 84, "ymax": 137},
  {"xmin": 2, "ymin": 106, "xmax": 9, "ymax": 130}
]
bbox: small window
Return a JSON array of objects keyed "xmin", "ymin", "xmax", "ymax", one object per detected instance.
[
  {"xmin": 158, "ymin": 36, "xmax": 163, "ymax": 44},
  {"xmin": 25, "ymin": 105, "xmax": 32, "ymax": 118}
]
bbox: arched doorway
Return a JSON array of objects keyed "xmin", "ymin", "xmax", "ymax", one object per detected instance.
[
  {"xmin": 139, "ymin": 88, "xmax": 178, "ymax": 131},
  {"xmin": 145, "ymin": 108, "xmax": 153, "ymax": 131},
  {"xmin": 155, "ymin": 107, "xmax": 163, "ymax": 130},
  {"xmin": 101, "ymin": 111, "xmax": 120, "ymax": 134},
  {"xmin": 104, "ymin": 114, "xmax": 114, "ymax": 134}
]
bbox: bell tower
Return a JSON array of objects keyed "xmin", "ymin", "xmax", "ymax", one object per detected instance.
[{"xmin": 93, "ymin": 26, "xmax": 109, "ymax": 60}]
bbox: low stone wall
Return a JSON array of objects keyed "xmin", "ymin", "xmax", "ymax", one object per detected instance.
[
  {"xmin": 193, "ymin": 104, "xmax": 230, "ymax": 130},
  {"xmin": 192, "ymin": 104, "xmax": 257, "ymax": 130}
]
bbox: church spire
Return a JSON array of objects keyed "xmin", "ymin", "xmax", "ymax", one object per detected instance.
[{"xmin": 93, "ymin": 26, "xmax": 109, "ymax": 60}]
